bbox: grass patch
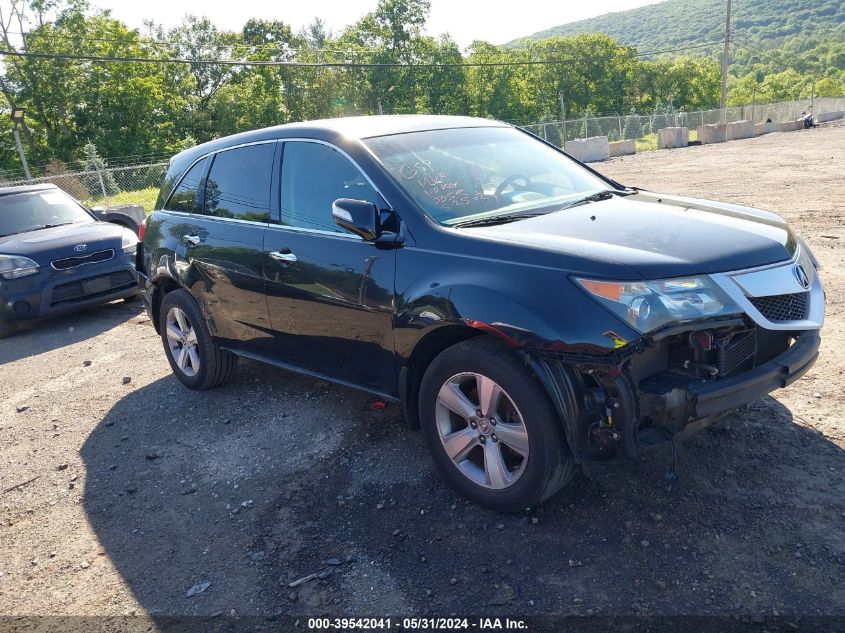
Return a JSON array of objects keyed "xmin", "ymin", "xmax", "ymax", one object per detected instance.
[
  {"xmin": 634, "ymin": 133, "xmax": 658, "ymax": 152},
  {"xmin": 85, "ymin": 187, "xmax": 159, "ymax": 215},
  {"xmin": 634, "ymin": 129, "xmax": 698, "ymax": 152}
]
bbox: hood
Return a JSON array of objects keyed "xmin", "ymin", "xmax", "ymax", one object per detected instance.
[
  {"xmin": 464, "ymin": 191, "xmax": 796, "ymax": 279},
  {"xmin": 0, "ymin": 221, "xmax": 128, "ymax": 266}
]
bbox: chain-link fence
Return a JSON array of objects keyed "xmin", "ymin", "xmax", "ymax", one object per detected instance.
[
  {"xmin": 1, "ymin": 96, "xmax": 842, "ymax": 210},
  {"xmin": 520, "ymin": 96, "xmax": 845, "ymax": 147},
  {"xmin": 0, "ymin": 161, "xmax": 167, "ymax": 213}
]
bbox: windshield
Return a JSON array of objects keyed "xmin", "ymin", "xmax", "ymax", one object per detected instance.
[
  {"xmin": 364, "ymin": 126, "xmax": 611, "ymax": 225},
  {"xmin": 0, "ymin": 189, "xmax": 93, "ymax": 237}
]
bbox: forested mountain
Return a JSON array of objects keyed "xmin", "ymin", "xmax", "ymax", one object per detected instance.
[{"xmin": 508, "ymin": 0, "xmax": 845, "ymax": 51}]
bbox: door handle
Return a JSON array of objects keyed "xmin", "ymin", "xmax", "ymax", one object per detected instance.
[
  {"xmin": 270, "ymin": 250, "xmax": 297, "ymax": 263},
  {"xmin": 183, "ymin": 234, "xmax": 201, "ymax": 246}
]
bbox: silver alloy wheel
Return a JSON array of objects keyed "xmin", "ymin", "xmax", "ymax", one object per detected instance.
[
  {"xmin": 434, "ymin": 372, "xmax": 529, "ymax": 490},
  {"xmin": 165, "ymin": 307, "xmax": 200, "ymax": 377}
]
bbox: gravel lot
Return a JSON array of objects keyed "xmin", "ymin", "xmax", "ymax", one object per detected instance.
[{"xmin": 1, "ymin": 123, "xmax": 844, "ymax": 627}]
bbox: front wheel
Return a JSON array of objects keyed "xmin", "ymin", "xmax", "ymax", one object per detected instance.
[
  {"xmin": 159, "ymin": 289, "xmax": 237, "ymax": 390},
  {"xmin": 419, "ymin": 337, "xmax": 575, "ymax": 511}
]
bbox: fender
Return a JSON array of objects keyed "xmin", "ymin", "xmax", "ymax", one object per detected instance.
[{"xmin": 395, "ymin": 280, "xmax": 641, "ymax": 457}]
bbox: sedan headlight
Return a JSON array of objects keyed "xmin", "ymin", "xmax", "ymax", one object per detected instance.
[
  {"xmin": 0, "ymin": 254, "xmax": 40, "ymax": 280},
  {"xmin": 574, "ymin": 275, "xmax": 742, "ymax": 334},
  {"xmin": 121, "ymin": 229, "xmax": 139, "ymax": 255}
]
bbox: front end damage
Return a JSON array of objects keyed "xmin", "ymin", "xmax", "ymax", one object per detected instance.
[
  {"xmin": 526, "ymin": 248, "xmax": 824, "ymax": 464},
  {"xmin": 529, "ymin": 318, "xmax": 819, "ymax": 463}
]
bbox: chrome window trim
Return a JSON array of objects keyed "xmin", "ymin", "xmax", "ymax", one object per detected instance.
[
  {"xmin": 710, "ymin": 244, "xmax": 824, "ymax": 331},
  {"xmin": 278, "ymin": 137, "xmax": 392, "ymax": 209},
  {"xmin": 156, "ymin": 209, "xmax": 269, "ymax": 227},
  {"xmin": 273, "ymin": 138, "xmax": 392, "ymax": 240},
  {"xmin": 162, "ymin": 139, "xmax": 279, "ymax": 212},
  {"xmin": 161, "ymin": 137, "xmax": 393, "ymax": 243}
]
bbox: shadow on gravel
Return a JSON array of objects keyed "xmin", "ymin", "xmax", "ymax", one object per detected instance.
[
  {"xmin": 81, "ymin": 372, "xmax": 845, "ymax": 626},
  {"xmin": 0, "ymin": 298, "xmax": 143, "ymax": 364}
]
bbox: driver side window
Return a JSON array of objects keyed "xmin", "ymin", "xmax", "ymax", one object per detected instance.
[{"xmin": 280, "ymin": 142, "xmax": 383, "ymax": 233}]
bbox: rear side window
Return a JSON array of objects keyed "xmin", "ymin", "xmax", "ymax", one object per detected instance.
[
  {"xmin": 168, "ymin": 158, "xmax": 207, "ymax": 213},
  {"xmin": 204, "ymin": 143, "xmax": 275, "ymax": 222},
  {"xmin": 280, "ymin": 142, "xmax": 382, "ymax": 233}
]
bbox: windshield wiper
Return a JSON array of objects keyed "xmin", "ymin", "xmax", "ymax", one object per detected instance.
[
  {"xmin": 451, "ymin": 189, "xmax": 636, "ymax": 229},
  {"xmin": 561, "ymin": 189, "xmax": 637, "ymax": 209},
  {"xmin": 16, "ymin": 222, "xmax": 75, "ymax": 234},
  {"xmin": 451, "ymin": 211, "xmax": 549, "ymax": 229}
]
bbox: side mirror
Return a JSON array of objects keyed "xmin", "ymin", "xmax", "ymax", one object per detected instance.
[{"xmin": 332, "ymin": 198, "xmax": 380, "ymax": 241}]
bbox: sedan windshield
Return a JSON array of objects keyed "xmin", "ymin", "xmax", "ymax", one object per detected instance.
[
  {"xmin": 364, "ymin": 126, "xmax": 611, "ymax": 226},
  {"xmin": 0, "ymin": 189, "xmax": 93, "ymax": 237}
]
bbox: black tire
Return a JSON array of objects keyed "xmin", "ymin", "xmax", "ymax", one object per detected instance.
[
  {"xmin": 0, "ymin": 319, "xmax": 16, "ymax": 339},
  {"xmin": 159, "ymin": 289, "xmax": 237, "ymax": 390},
  {"xmin": 419, "ymin": 337, "xmax": 575, "ymax": 511}
]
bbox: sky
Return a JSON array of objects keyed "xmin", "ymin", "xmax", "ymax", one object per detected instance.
[{"xmin": 90, "ymin": 0, "xmax": 662, "ymax": 49}]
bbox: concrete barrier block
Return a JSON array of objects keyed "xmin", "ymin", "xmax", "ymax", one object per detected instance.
[
  {"xmin": 608, "ymin": 140, "xmax": 636, "ymax": 157},
  {"xmin": 817, "ymin": 111, "xmax": 844, "ymax": 123},
  {"xmin": 754, "ymin": 122, "xmax": 778, "ymax": 136},
  {"xmin": 726, "ymin": 120, "xmax": 755, "ymax": 141},
  {"xmin": 777, "ymin": 120, "xmax": 804, "ymax": 132},
  {"xmin": 657, "ymin": 127, "xmax": 689, "ymax": 150},
  {"xmin": 565, "ymin": 136, "xmax": 610, "ymax": 163},
  {"xmin": 696, "ymin": 123, "xmax": 726, "ymax": 144}
]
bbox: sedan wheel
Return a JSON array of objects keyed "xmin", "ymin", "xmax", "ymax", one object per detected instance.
[
  {"xmin": 435, "ymin": 372, "xmax": 529, "ymax": 489},
  {"xmin": 165, "ymin": 307, "xmax": 201, "ymax": 377}
]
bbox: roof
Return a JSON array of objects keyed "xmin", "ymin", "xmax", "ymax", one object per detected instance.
[
  {"xmin": 281, "ymin": 114, "xmax": 509, "ymax": 138},
  {"xmin": 171, "ymin": 115, "xmax": 510, "ymax": 173},
  {"xmin": 0, "ymin": 183, "xmax": 59, "ymax": 196}
]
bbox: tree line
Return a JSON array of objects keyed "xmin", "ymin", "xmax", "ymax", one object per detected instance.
[{"xmin": 0, "ymin": 0, "xmax": 839, "ymax": 178}]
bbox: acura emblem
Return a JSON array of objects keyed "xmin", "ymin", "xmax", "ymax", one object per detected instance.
[
  {"xmin": 73, "ymin": 244, "xmax": 87, "ymax": 252},
  {"xmin": 793, "ymin": 264, "xmax": 810, "ymax": 290}
]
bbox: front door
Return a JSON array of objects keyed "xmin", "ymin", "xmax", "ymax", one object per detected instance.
[{"xmin": 263, "ymin": 141, "xmax": 396, "ymax": 394}]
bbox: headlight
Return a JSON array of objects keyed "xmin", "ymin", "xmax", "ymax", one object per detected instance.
[
  {"xmin": 798, "ymin": 238, "xmax": 821, "ymax": 272},
  {"xmin": 574, "ymin": 275, "xmax": 742, "ymax": 334},
  {"xmin": 0, "ymin": 254, "xmax": 40, "ymax": 279},
  {"xmin": 121, "ymin": 229, "xmax": 139, "ymax": 255}
]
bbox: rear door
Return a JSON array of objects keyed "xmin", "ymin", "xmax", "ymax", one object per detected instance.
[
  {"xmin": 263, "ymin": 140, "xmax": 397, "ymax": 394},
  {"xmin": 181, "ymin": 142, "xmax": 278, "ymax": 352}
]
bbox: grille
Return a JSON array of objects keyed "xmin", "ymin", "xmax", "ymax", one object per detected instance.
[
  {"xmin": 716, "ymin": 328, "xmax": 757, "ymax": 377},
  {"xmin": 50, "ymin": 270, "xmax": 136, "ymax": 306},
  {"xmin": 52, "ymin": 249, "xmax": 115, "ymax": 270},
  {"xmin": 748, "ymin": 292, "xmax": 809, "ymax": 322}
]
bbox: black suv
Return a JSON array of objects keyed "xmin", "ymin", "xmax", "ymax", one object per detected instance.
[{"xmin": 139, "ymin": 116, "xmax": 823, "ymax": 510}]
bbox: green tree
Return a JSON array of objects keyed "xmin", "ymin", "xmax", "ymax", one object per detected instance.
[{"xmin": 80, "ymin": 142, "xmax": 118, "ymax": 196}]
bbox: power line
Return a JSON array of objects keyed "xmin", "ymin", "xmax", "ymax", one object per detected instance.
[
  {"xmin": 0, "ymin": 40, "xmax": 723, "ymax": 69},
  {"xmin": 8, "ymin": 29, "xmax": 381, "ymax": 57}
]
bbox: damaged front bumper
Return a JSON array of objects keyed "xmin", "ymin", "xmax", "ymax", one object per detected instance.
[
  {"xmin": 687, "ymin": 329, "xmax": 819, "ymax": 418},
  {"xmin": 529, "ymin": 323, "xmax": 820, "ymax": 464}
]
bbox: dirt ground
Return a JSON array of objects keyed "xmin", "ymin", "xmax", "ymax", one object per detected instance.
[{"xmin": 1, "ymin": 123, "xmax": 844, "ymax": 628}]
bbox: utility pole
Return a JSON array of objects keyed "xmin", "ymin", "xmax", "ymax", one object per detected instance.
[
  {"xmin": 377, "ymin": 98, "xmax": 383, "ymax": 116},
  {"xmin": 10, "ymin": 108, "xmax": 31, "ymax": 180},
  {"xmin": 751, "ymin": 84, "xmax": 756, "ymax": 122},
  {"xmin": 558, "ymin": 90, "xmax": 567, "ymax": 149},
  {"xmin": 811, "ymin": 80, "xmax": 815, "ymax": 111},
  {"xmin": 719, "ymin": 0, "xmax": 732, "ymax": 123}
]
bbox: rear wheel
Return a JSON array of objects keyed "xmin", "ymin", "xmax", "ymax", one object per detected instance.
[
  {"xmin": 159, "ymin": 289, "xmax": 237, "ymax": 390},
  {"xmin": 419, "ymin": 337, "xmax": 574, "ymax": 511},
  {"xmin": 0, "ymin": 319, "xmax": 16, "ymax": 339}
]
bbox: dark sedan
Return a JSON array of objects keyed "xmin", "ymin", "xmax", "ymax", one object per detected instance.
[
  {"xmin": 139, "ymin": 115, "xmax": 823, "ymax": 510},
  {"xmin": 0, "ymin": 184, "xmax": 139, "ymax": 338}
]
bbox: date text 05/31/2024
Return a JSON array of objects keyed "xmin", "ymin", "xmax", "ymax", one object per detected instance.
[{"xmin": 307, "ymin": 618, "xmax": 528, "ymax": 630}]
